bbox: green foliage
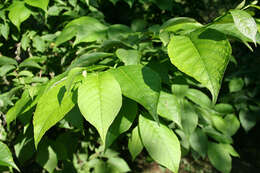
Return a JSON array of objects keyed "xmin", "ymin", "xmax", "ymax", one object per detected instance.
[{"xmin": 0, "ymin": 0, "xmax": 259, "ymax": 172}]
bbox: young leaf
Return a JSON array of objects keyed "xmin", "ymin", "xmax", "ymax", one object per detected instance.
[
  {"xmin": 25, "ymin": 0, "xmax": 50, "ymax": 12},
  {"xmin": 128, "ymin": 126, "xmax": 143, "ymax": 161},
  {"xmin": 139, "ymin": 114, "xmax": 181, "ymax": 173},
  {"xmin": 208, "ymin": 142, "xmax": 232, "ymax": 173},
  {"xmin": 168, "ymin": 28, "xmax": 231, "ymax": 103},
  {"xmin": 106, "ymin": 98, "xmax": 138, "ymax": 148},
  {"xmin": 230, "ymin": 9, "xmax": 257, "ymax": 44},
  {"xmin": 0, "ymin": 141, "xmax": 20, "ymax": 171},
  {"xmin": 109, "ymin": 65, "xmax": 161, "ymax": 123},
  {"xmin": 157, "ymin": 91, "xmax": 182, "ymax": 127},
  {"xmin": 78, "ymin": 72, "xmax": 122, "ymax": 143},
  {"xmin": 33, "ymin": 79, "xmax": 76, "ymax": 147},
  {"xmin": 8, "ymin": 1, "xmax": 32, "ymax": 30}
]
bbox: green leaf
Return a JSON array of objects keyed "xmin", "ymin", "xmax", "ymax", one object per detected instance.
[
  {"xmin": 36, "ymin": 142, "xmax": 58, "ymax": 173},
  {"xmin": 185, "ymin": 89, "xmax": 213, "ymax": 108},
  {"xmin": 0, "ymin": 65, "xmax": 16, "ymax": 77},
  {"xmin": 157, "ymin": 91, "xmax": 182, "ymax": 127},
  {"xmin": 19, "ymin": 58, "xmax": 42, "ymax": 69},
  {"xmin": 128, "ymin": 126, "xmax": 143, "ymax": 161},
  {"xmin": 25, "ymin": 0, "xmax": 49, "ymax": 12},
  {"xmin": 116, "ymin": 49, "xmax": 141, "ymax": 65},
  {"xmin": 0, "ymin": 22, "xmax": 9, "ymax": 40},
  {"xmin": 181, "ymin": 100, "xmax": 198, "ymax": 135},
  {"xmin": 109, "ymin": 65, "xmax": 161, "ymax": 122},
  {"xmin": 14, "ymin": 137, "xmax": 35, "ymax": 164},
  {"xmin": 208, "ymin": 142, "xmax": 232, "ymax": 173},
  {"xmin": 8, "ymin": 1, "xmax": 32, "ymax": 30},
  {"xmin": 106, "ymin": 97, "xmax": 138, "ymax": 148},
  {"xmin": 239, "ymin": 110, "xmax": 258, "ymax": 132},
  {"xmin": 65, "ymin": 67, "xmax": 85, "ymax": 91},
  {"xmin": 211, "ymin": 114, "xmax": 240, "ymax": 136},
  {"xmin": 55, "ymin": 16, "xmax": 107, "ymax": 46},
  {"xmin": 33, "ymin": 79, "xmax": 76, "ymax": 148},
  {"xmin": 230, "ymin": 9, "xmax": 257, "ymax": 44},
  {"xmin": 214, "ymin": 103, "xmax": 234, "ymax": 114},
  {"xmin": 229, "ymin": 78, "xmax": 244, "ymax": 92},
  {"xmin": 189, "ymin": 128, "xmax": 208, "ymax": 158},
  {"xmin": 78, "ymin": 72, "xmax": 122, "ymax": 143},
  {"xmin": 139, "ymin": 114, "xmax": 181, "ymax": 173},
  {"xmin": 32, "ymin": 36, "xmax": 46, "ymax": 53},
  {"xmin": 203, "ymin": 126, "xmax": 233, "ymax": 144},
  {"xmin": 161, "ymin": 17, "xmax": 203, "ymax": 34},
  {"xmin": 168, "ymin": 28, "xmax": 231, "ymax": 103},
  {"xmin": 6, "ymin": 89, "xmax": 32, "ymax": 125},
  {"xmin": 0, "ymin": 141, "xmax": 20, "ymax": 171},
  {"xmin": 0, "ymin": 56, "xmax": 17, "ymax": 66},
  {"xmin": 107, "ymin": 157, "xmax": 131, "ymax": 172},
  {"xmin": 67, "ymin": 52, "xmax": 112, "ymax": 70}
]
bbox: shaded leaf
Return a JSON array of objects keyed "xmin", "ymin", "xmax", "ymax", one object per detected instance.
[
  {"xmin": 189, "ymin": 128, "xmax": 208, "ymax": 158},
  {"xmin": 208, "ymin": 142, "xmax": 231, "ymax": 173},
  {"xmin": 128, "ymin": 126, "xmax": 143, "ymax": 161},
  {"xmin": 139, "ymin": 114, "xmax": 181, "ymax": 173},
  {"xmin": 106, "ymin": 97, "xmax": 138, "ymax": 148}
]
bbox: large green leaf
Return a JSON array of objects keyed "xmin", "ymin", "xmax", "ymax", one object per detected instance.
[
  {"xmin": 0, "ymin": 141, "xmax": 19, "ymax": 171},
  {"xmin": 208, "ymin": 142, "xmax": 232, "ymax": 173},
  {"xmin": 105, "ymin": 97, "xmax": 138, "ymax": 148},
  {"xmin": 33, "ymin": 79, "xmax": 76, "ymax": 147},
  {"xmin": 157, "ymin": 91, "xmax": 182, "ymax": 127},
  {"xmin": 8, "ymin": 1, "xmax": 32, "ymax": 30},
  {"xmin": 109, "ymin": 65, "xmax": 161, "ymax": 122},
  {"xmin": 230, "ymin": 9, "xmax": 257, "ymax": 44},
  {"xmin": 168, "ymin": 28, "xmax": 231, "ymax": 103},
  {"xmin": 139, "ymin": 114, "xmax": 181, "ymax": 173},
  {"xmin": 25, "ymin": 0, "xmax": 50, "ymax": 12},
  {"xmin": 55, "ymin": 16, "xmax": 107, "ymax": 46},
  {"xmin": 78, "ymin": 72, "xmax": 122, "ymax": 143},
  {"xmin": 128, "ymin": 126, "xmax": 143, "ymax": 161}
]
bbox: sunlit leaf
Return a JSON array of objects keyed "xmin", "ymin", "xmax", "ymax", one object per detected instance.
[
  {"xmin": 168, "ymin": 28, "xmax": 231, "ymax": 103},
  {"xmin": 78, "ymin": 72, "xmax": 122, "ymax": 143}
]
